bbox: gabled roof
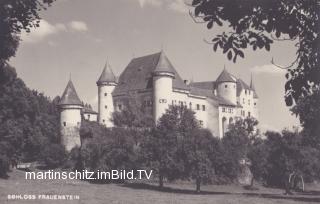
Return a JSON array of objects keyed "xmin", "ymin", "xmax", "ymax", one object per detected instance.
[
  {"xmin": 97, "ymin": 62, "xmax": 117, "ymax": 85},
  {"xmin": 216, "ymin": 68, "xmax": 236, "ymax": 83},
  {"xmin": 59, "ymin": 79, "xmax": 83, "ymax": 106},
  {"xmin": 113, "ymin": 51, "xmax": 189, "ymax": 95}
]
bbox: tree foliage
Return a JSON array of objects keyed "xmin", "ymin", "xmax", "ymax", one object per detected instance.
[
  {"xmin": 190, "ymin": 0, "xmax": 320, "ymax": 107},
  {"xmin": 0, "ymin": 0, "xmax": 55, "ymax": 66},
  {"xmin": 0, "ymin": 65, "xmax": 60, "ymax": 176}
]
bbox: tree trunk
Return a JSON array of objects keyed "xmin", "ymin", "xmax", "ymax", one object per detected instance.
[
  {"xmin": 159, "ymin": 174, "xmax": 164, "ymax": 189},
  {"xmin": 196, "ymin": 178, "xmax": 201, "ymax": 193},
  {"xmin": 250, "ymin": 177, "xmax": 254, "ymax": 187}
]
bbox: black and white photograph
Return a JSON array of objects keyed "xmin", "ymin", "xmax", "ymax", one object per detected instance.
[{"xmin": 0, "ymin": 0, "xmax": 319, "ymax": 203}]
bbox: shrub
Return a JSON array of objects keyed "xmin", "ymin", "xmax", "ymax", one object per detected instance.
[{"xmin": 40, "ymin": 144, "xmax": 67, "ymax": 168}]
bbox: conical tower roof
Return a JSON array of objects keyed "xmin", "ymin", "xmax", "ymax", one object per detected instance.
[
  {"xmin": 97, "ymin": 61, "xmax": 117, "ymax": 85},
  {"xmin": 216, "ymin": 67, "xmax": 236, "ymax": 83},
  {"xmin": 250, "ymin": 74, "xmax": 258, "ymax": 98},
  {"xmin": 59, "ymin": 79, "xmax": 83, "ymax": 106},
  {"xmin": 153, "ymin": 51, "xmax": 175, "ymax": 75}
]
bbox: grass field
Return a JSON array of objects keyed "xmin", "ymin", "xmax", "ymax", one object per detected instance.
[{"xmin": 1, "ymin": 170, "xmax": 320, "ymax": 204}]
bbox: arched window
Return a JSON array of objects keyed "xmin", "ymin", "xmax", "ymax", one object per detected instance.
[{"xmin": 222, "ymin": 117, "xmax": 227, "ymax": 137}]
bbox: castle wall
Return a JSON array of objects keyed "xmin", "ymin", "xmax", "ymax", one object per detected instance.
[
  {"xmin": 98, "ymin": 84, "xmax": 116, "ymax": 127},
  {"xmin": 153, "ymin": 75, "xmax": 173, "ymax": 123},
  {"xmin": 217, "ymin": 82, "xmax": 237, "ymax": 105},
  {"xmin": 83, "ymin": 113, "xmax": 98, "ymax": 122},
  {"xmin": 60, "ymin": 106, "xmax": 82, "ymax": 151}
]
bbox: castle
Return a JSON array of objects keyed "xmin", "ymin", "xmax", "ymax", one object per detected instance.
[{"xmin": 58, "ymin": 51, "xmax": 258, "ymax": 151}]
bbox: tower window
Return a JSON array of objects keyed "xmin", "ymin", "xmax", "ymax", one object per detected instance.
[
  {"xmin": 104, "ymin": 93, "xmax": 107, "ymax": 96},
  {"xmin": 103, "ymin": 119, "xmax": 105, "ymax": 123},
  {"xmin": 202, "ymin": 105, "xmax": 205, "ymax": 111},
  {"xmin": 254, "ymin": 102, "xmax": 257, "ymax": 106},
  {"xmin": 105, "ymin": 105, "xmax": 108, "ymax": 109},
  {"xmin": 199, "ymin": 120, "xmax": 203, "ymax": 126},
  {"xmin": 197, "ymin": 104, "xmax": 200, "ymax": 110},
  {"xmin": 225, "ymin": 85, "xmax": 228, "ymax": 88},
  {"xmin": 243, "ymin": 98, "xmax": 245, "ymax": 104},
  {"xmin": 63, "ymin": 122, "xmax": 66, "ymax": 126}
]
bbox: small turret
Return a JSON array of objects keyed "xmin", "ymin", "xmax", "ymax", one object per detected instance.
[
  {"xmin": 216, "ymin": 67, "xmax": 237, "ymax": 105},
  {"xmin": 59, "ymin": 79, "xmax": 83, "ymax": 151},
  {"xmin": 97, "ymin": 61, "xmax": 117, "ymax": 127},
  {"xmin": 153, "ymin": 51, "xmax": 175, "ymax": 122}
]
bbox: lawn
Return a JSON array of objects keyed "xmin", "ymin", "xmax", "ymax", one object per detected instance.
[{"xmin": 1, "ymin": 170, "xmax": 320, "ymax": 204}]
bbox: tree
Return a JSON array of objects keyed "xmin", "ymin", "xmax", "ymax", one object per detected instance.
[
  {"xmin": 291, "ymin": 88, "xmax": 320, "ymax": 147},
  {"xmin": 40, "ymin": 143, "xmax": 67, "ymax": 168},
  {"xmin": 190, "ymin": 0, "xmax": 319, "ymax": 107},
  {"xmin": 183, "ymin": 129, "xmax": 217, "ymax": 192},
  {"xmin": 140, "ymin": 106, "xmax": 190, "ymax": 188},
  {"xmin": 0, "ymin": 0, "xmax": 55, "ymax": 66}
]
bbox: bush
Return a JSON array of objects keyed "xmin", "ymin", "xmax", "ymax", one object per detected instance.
[
  {"xmin": 0, "ymin": 154, "xmax": 10, "ymax": 178},
  {"xmin": 40, "ymin": 144, "xmax": 67, "ymax": 168}
]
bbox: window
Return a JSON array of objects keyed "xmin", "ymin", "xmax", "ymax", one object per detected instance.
[
  {"xmin": 202, "ymin": 105, "xmax": 206, "ymax": 111},
  {"xmin": 228, "ymin": 108, "xmax": 232, "ymax": 113},
  {"xmin": 88, "ymin": 114, "xmax": 91, "ymax": 119},
  {"xmin": 225, "ymin": 84, "xmax": 228, "ymax": 88},
  {"xmin": 222, "ymin": 107, "xmax": 226, "ymax": 112},
  {"xmin": 248, "ymin": 112, "xmax": 251, "ymax": 117},
  {"xmin": 245, "ymin": 90, "xmax": 247, "ymax": 95},
  {"xmin": 199, "ymin": 120, "xmax": 203, "ymax": 126},
  {"xmin": 63, "ymin": 122, "xmax": 66, "ymax": 126},
  {"xmin": 105, "ymin": 105, "xmax": 107, "ymax": 109},
  {"xmin": 104, "ymin": 93, "xmax": 107, "ymax": 96},
  {"xmin": 248, "ymin": 100, "xmax": 250, "ymax": 105},
  {"xmin": 197, "ymin": 104, "xmax": 200, "ymax": 110},
  {"xmin": 118, "ymin": 104, "xmax": 122, "ymax": 110},
  {"xmin": 243, "ymin": 98, "xmax": 245, "ymax": 104},
  {"xmin": 254, "ymin": 102, "xmax": 257, "ymax": 106},
  {"xmin": 102, "ymin": 119, "xmax": 105, "ymax": 123},
  {"xmin": 189, "ymin": 102, "xmax": 192, "ymax": 109},
  {"xmin": 77, "ymin": 122, "xmax": 80, "ymax": 125}
]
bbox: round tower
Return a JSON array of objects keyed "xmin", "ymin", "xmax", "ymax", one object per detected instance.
[
  {"xmin": 97, "ymin": 62, "xmax": 117, "ymax": 127},
  {"xmin": 58, "ymin": 79, "xmax": 83, "ymax": 152},
  {"xmin": 153, "ymin": 51, "xmax": 175, "ymax": 123},
  {"xmin": 216, "ymin": 68, "xmax": 237, "ymax": 105}
]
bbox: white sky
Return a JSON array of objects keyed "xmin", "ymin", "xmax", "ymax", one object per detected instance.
[{"xmin": 10, "ymin": 0, "xmax": 299, "ymax": 132}]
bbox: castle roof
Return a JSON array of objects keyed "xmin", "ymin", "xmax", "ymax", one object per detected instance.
[
  {"xmin": 190, "ymin": 81, "xmax": 216, "ymax": 90},
  {"xmin": 250, "ymin": 75, "xmax": 259, "ymax": 98},
  {"xmin": 189, "ymin": 87, "xmax": 236, "ymax": 106},
  {"xmin": 97, "ymin": 61, "xmax": 117, "ymax": 85},
  {"xmin": 153, "ymin": 51, "xmax": 175, "ymax": 74},
  {"xmin": 216, "ymin": 68, "xmax": 237, "ymax": 83},
  {"xmin": 59, "ymin": 79, "xmax": 83, "ymax": 106},
  {"xmin": 113, "ymin": 51, "xmax": 189, "ymax": 95},
  {"xmin": 82, "ymin": 104, "xmax": 98, "ymax": 114}
]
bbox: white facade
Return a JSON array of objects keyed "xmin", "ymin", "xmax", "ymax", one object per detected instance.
[
  {"xmin": 98, "ymin": 82, "xmax": 116, "ymax": 127},
  {"xmin": 60, "ymin": 105, "xmax": 82, "ymax": 151}
]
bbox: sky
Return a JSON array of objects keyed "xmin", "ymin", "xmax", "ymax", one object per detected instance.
[{"xmin": 10, "ymin": 0, "xmax": 300, "ymax": 132}]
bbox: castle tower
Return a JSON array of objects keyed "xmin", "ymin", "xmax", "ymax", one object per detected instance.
[
  {"xmin": 58, "ymin": 79, "xmax": 83, "ymax": 151},
  {"xmin": 216, "ymin": 68, "xmax": 237, "ymax": 105},
  {"xmin": 250, "ymin": 74, "xmax": 259, "ymax": 119},
  {"xmin": 153, "ymin": 51, "xmax": 175, "ymax": 123},
  {"xmin": 97, "ymin": 61, "xmax": 117, "ymax": 127}
]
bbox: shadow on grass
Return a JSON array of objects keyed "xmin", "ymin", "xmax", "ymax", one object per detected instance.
[
  {"xmin": 121, "ymin": 182, "xmax": 232, "ymax": 195},
  {"xmin": 121, "ymin": 182, "xmax": 320, "ymax": 202}
]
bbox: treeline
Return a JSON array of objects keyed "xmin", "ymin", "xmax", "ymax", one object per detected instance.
[
  {"xmin": 76, "ymin": 105, "xmax": 320, "ymax": 192},
  {"xmin": 0, "ymin": 65, "xmax": 62, "ymax": 177}
]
